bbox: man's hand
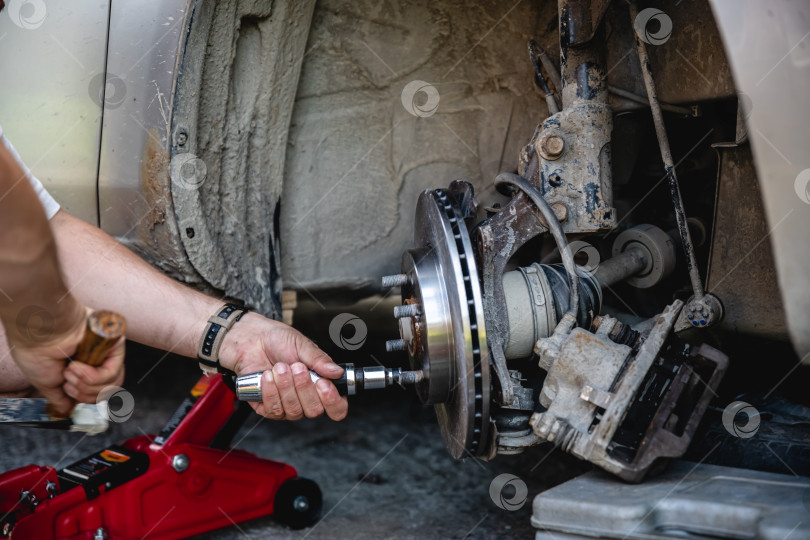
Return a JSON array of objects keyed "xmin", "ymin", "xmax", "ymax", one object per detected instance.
[
  {"xmin": 9, "ymin": 307, "xmax": 125, "ymax": 416},
  {"xmin": 1, "ymin": 137, "xmax": 125, "ymax": 414},
  {"xmin": 218, "ymin": 313, "xmax": 348, "ymax": 422}
]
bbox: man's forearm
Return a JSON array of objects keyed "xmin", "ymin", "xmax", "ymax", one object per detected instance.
[
  {"xmin": 0, "ymin": 144, "xmax": 84, "ymax": 345},
  {"xmin": 50, "ymin": 210, "xmax": 219, "ymax": 358},
  {"xmin": 49, "ymin": 211, "xmax": 349, "ymax": 422}
]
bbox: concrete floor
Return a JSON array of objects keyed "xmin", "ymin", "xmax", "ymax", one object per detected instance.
[{"xmin": 0, "ymin": 341, "xmax": 589, "ymax": 540}]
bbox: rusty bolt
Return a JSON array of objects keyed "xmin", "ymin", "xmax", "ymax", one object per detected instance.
[
  {"xmin": 538, "ymin": 133, "xmax": 565, "ymax": 160},
  {"xmin": 551, "ymin": 202, "xmax": 568, "ymax": 222},
  {"xmin": 176, "ymin": 129, "xmax": 188, "ymax": 146}
]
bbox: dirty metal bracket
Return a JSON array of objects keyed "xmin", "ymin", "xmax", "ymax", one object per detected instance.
[{"xmin": 473, "ymin": 188, "xmax": 562, "ymax": 406}]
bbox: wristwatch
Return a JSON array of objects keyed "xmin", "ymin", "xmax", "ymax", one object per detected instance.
[{"xmin": 197, "ymin": 303, "xmax": 249, "ymax": 376}]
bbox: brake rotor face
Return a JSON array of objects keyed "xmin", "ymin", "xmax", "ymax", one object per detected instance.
[{"xmin": 397, "ymin": 189, "xmax": 490, "ymax": 458}]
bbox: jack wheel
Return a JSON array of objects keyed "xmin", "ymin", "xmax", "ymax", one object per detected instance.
[{"xmin": 274, "ymin": 477, "xmax": 322, "ymax": 529}]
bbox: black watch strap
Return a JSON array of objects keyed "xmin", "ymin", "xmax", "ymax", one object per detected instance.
[{"xmin": 197, "ymin": 303, "xmax": 248, "ymax": 376}]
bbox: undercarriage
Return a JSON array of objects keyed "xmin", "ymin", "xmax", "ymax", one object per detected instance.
[{"xmin": 1, "ymin": 0, "xmax": 808, "ymax": 537}]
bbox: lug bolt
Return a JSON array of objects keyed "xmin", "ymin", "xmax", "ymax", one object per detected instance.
[
  {"xmin": 386, "ymin": 339, "xmax": 408, "ymax": 352},
  {"xmin": 394, "ymin": 304, "xmax": 420, "ymax": 318},
  {"xmin": 381, "ymin": 274, "xmax": 409, "ymax": 288}
]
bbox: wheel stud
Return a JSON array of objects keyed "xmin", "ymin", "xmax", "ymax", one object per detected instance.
[
  {"xmin": 381, "ymin": 274, "xmax": 409, "ymax": 288},
  {"xmin": 386, "ymin": 339, "xmax": 408, "ymax": 352},
  {"xmin": 394, "ymin": 304, "xmax": 420, "ymax": 318}
]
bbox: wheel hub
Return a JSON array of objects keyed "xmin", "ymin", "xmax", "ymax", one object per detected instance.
[{"xmin": 389, "ymin": 189, "xmax": 490, "ymax": 458}]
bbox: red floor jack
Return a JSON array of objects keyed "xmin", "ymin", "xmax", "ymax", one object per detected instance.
[{"xmin": 0, "ymin": 374, "xmax": 322, "ymax": 539}]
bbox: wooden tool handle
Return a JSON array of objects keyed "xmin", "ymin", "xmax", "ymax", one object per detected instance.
[
  {"xmin": 72, "ymin": 311, "xmax": 127, "ymax": 366},
  {"xmin": 48, "ymin": 311, "xmax": 127, "ymax": 418}
]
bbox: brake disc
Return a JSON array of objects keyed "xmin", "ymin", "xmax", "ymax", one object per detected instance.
[{"xmin": 395, "ymin": 188, "xmax": 490, "ymax": 458}]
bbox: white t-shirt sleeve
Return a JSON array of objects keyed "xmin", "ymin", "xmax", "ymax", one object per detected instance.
[{"xmin": 0, "ymin": 124, "xmax": 61, "ymax": 219}]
